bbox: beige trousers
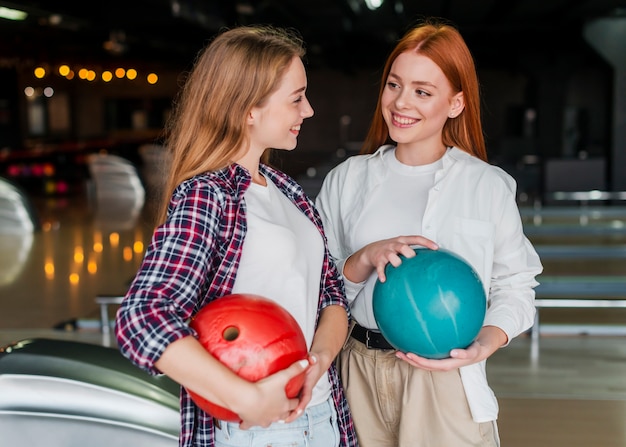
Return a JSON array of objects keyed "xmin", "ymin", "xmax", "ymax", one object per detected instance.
[{"xmin": 337, "ymin": 333, "xmax": 500, "ymax": 447}]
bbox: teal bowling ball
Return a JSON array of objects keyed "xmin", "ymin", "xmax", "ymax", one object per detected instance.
[{"xmin": 372, "ymin": 248, "xmax": 486, "ymax": 359}]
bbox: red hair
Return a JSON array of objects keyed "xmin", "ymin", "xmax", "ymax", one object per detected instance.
[{"xmin": 361, "ymin": 19, "xmax": 487, "ymax": 161}]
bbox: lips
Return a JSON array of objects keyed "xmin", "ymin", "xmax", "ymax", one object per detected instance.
[{"xmin": 391, "ymin": 113, "xmax": 418, "ymax": 126}]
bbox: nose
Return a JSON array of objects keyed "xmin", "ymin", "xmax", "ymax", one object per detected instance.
[
  {"xmin": 394, "ymin": 88, "xmax": 410, "ymax": 109},
  {"xmin": 302, "ymin": 97, "xmax": 314, "ymax": 118}
]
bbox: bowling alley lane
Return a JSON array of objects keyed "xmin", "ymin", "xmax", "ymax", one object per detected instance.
[
  {"xmin": 0, "ymin": 194, "xmax": 154, "ymax": 331},
  {"xmin": 521, "ymin": 204, "xmax": 626, "ymax": 330}
]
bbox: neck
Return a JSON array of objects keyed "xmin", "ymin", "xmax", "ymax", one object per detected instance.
[
  {"xmin": 233, "ymin": 148, "xmax": 266, "ymax": 185},
  {"xmin": 395, "ymin": 143, "xmax": 447, "ymax": 166},
  {"xmin": 251, "ymin": 172, "xmax": 267, "ymax": 186}
]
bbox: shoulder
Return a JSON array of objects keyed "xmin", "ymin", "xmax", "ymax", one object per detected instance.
[
  {"xmin": 170, "ymin": 169, "xmax": 244, "ymax": 213},
  {"xmin": 261, "ymin": 164, "xmax": 299, "ymax": 189},
  {"xmin": 175, "ymin": 172, "xmax": 227, "ymax": 197},
  {"xmin": 448, "ymin": 147, "xmax": 516, "ymax": 193},
  {"xmin": 325, "ymin": 145, "xmax": 390, "ymax": 181}
]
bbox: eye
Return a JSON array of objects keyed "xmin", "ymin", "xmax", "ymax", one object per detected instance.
[
  {"xmin": 416, "ymin": 89, "xmax": 430, "ymax": 97},
  {"xmin": 386, "ymin": 81, "xmax": 400, "ymax": 89},
  {"xmin": 294, "ymin": 95, "xmax": 304, "ymax": 103}
]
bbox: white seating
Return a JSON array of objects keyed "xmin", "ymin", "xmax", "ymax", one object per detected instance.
[
  {"xmin": 0, "ymin": 177, "xmax": 37, "ymax": 285},
  {"xmin": 86, "ymin": 153, "xmax": 145, "ymax": 206},
  {"xmin": 0, "ymin": 176, "xmax": 38, "ymax": 234},
  {"xmin": 86, "ymin": 153, "xmax": 146, "ymax": 230}
]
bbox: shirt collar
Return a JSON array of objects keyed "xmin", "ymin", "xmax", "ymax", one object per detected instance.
[
  {"xmin": 370, "ymin": 144, "xmax": 469, "ymax": 169},
  {"xmin": 366, "ymin": 143, "xmax": 395, "ymax": 160}
]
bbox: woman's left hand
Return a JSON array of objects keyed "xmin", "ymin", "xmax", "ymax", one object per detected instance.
[
  {"xmin": 283, "ymin": 353, "xmax": 325, "ymax": 422},
  {"xmin": 395, "ymin": 342, "xmax": 482, "ymax": 371},
  {"xmin": 395, "ymin": 325, "xmax": 508, "ymax": 371}
]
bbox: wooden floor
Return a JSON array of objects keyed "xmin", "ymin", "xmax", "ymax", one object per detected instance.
[
  {"xmin": 1, "ymin": 189, "xmax": 625, "ymax": 446},
  {"xmin": 499, "ymin": 397, "xmax": 626, "ymax": 447}
]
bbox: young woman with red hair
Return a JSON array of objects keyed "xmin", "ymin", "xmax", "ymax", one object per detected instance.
[{"xmin": 316, "ymin": 18, "xmax": 542, "ymax": 446}]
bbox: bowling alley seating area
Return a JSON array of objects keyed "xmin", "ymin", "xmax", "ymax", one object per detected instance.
[
  {"xmin": 522, "ymin": 157, "xmax": 626, "ymax": 342},
  {"xmin": 1, "ymin": 149, "xmax": 625, "ymax": 447}
]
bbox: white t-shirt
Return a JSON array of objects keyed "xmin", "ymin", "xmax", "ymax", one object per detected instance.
[
  {"xmin": 350, "ymin": 148, "xmax": 442, "ymax": 327},
  {"xmin": 232, "ymin": 177, "xmax": 331, "ymax": 406}
]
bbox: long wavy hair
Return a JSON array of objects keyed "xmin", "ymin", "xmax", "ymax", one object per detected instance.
[
  {"xmin": 157, "ymin": 25, "xmax": 306, "ymax": 223},
  {"xmin": 361, "ymin": 18, "xmax": 487, "ymax": 161}
]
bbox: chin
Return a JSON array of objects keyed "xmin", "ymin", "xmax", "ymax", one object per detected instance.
[
  {"xmin": 280, "ymin": 141, "xmax": 298, "ymax": 151},
  {"xmin": 387, "ymin": 133, "xmax": 412, "ymax": 144}
]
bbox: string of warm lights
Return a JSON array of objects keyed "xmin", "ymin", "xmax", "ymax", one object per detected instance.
[
  {"xmin": 26, "ymin": 64, "xmax": 160, "ymax": 99},
  {"xmin": 32, "ymin": 64, "xmax": 159, "ymax": 84}
]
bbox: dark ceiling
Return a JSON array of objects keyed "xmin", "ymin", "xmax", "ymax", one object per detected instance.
[{"xmin": 0, "ymin": 0, "xmax": 624, "ymax": 73}]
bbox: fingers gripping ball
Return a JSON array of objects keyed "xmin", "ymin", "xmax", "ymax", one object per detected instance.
[
  {"xmin": 187, "ymin": 293, "xmax": 308, "ymax": 422},
  {"xmin": 373, "ymin": 248, "xmax": 486, "ymax": 359}
]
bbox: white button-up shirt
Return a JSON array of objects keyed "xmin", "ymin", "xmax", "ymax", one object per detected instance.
[{"xmin": 316, "ymin": 145, "xmax": 543, "ymax": 422}]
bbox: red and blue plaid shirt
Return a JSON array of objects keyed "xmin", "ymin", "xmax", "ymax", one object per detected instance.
[{"xmin": 115, "ymin": 163, "xmax": 358, "ymax": 447}]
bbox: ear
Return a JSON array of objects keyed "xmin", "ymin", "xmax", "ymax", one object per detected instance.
[
  {"xmin": 448, "ymin": 92, "xmax": 465, "ymax": 118},
  {"xmin": 247, "ymin": 108, "xmax": 256, "ymax": 125}
]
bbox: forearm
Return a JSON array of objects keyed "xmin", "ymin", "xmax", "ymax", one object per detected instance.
[
  {"xmin": 475, "ymin": 325, "xmax": 508, "ymax": 357},
  {"xmin": 309, "ymin": 305, "xmax": 349, "ymax": 369},
  {"xmin": 342, "ymin": 249, "xmax": 373, "ymax": 284},
  {"xmin": 155, "ymin": 335, "xmax": 255, "ymax": 414}
]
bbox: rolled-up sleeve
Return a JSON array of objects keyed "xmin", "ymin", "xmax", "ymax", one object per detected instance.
[{"xmin": 115, "ymin": 183, "xmax": 224, "ymax": 375}]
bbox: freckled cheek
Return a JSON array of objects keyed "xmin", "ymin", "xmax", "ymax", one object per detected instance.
[
  {"xmin": 432, "ymin": 104, "xmax": 452, "ymax": 120},
  {"xmin": 381, "ymin": 91, "xmax": 394, "ymax": 108},
  {"xmin": 380, "ymin": 95, "xmax": 396, "ymax": 123}
]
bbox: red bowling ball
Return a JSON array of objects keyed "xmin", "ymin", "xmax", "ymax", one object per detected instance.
[{"xmin": 187, "ymin": 293, "xmax": 309, "ymax": 422}]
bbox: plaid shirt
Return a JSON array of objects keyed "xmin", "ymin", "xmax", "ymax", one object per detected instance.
[{"xmin": 116, "ymin": 163, "xmax": 358, "ymax": 447}]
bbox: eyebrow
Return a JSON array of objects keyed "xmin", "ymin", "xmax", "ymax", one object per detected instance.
[
  {"xmin": 388, "ymin": 72, "xmax": 437, "ymax": 89},
  {"xmin": 290, "ymin": 86, "xmax": 306, "ymax": 95}
]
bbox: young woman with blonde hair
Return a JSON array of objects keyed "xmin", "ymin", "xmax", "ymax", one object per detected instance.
[{"xmin": 116, "ymin": 25, "xmax": 358, "ymax": 447}]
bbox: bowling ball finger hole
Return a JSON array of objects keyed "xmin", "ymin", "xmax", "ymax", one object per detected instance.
[{"xmin": 222, "ymin": 326, "xmax": 240, "ymax": 342}]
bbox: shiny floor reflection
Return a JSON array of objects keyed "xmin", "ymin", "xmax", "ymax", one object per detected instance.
[{"xmin": 0, "ymin": 195, "xmax": 154, "ymax": 330}]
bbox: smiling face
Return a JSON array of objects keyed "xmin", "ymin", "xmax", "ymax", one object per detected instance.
[
  {"xmin": 247, "ymin": 56, "xmax": 314, "ymax": 155},
  {"xmin": 381, "ymin": 51, "xmax": 464, "ymax": 164}
]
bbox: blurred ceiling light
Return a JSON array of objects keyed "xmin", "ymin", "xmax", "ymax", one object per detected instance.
[
  {"xmin": 236, "ymin": 3, "xmax": 254, "ymax": 15},
  {"xmin": 0, "ymin": 6, "xmax": 28, "ymax": 21},
  {"xmin": 364, "ymin": 0, "xmax": 383, "ymax": 10},
  {"xmin": 103, "ymin": 30, "xmax": 128, "ymax": 55},
  {"xmin": 48, "ymin": 14, "xmax": 62, "ymax": 25}
]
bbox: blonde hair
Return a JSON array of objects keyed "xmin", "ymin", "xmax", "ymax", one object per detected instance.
[
  {"xmin": 158, "ymin": 25, "xmax": 306, "ymax": 222},
  {"xmin": 362, "ymin": 18, "xmax": 487, "ymax": 161}
]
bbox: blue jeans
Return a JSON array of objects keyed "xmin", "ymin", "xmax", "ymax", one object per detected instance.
[{"xmin": 214, "ymin": 397, "xmax": 339, "ymax": 447}]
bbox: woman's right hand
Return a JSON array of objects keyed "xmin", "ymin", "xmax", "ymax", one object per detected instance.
[
  {"xmin": 345, "ymin": 235, "xmax": 438, "ymax": 283},
  {"xmin": 155, "ymin": 337, "xmax": 311, "ymax": 430},
  {"xmin": 237, "ymin": 358, "xmax": 311, "ymax": 429}
]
